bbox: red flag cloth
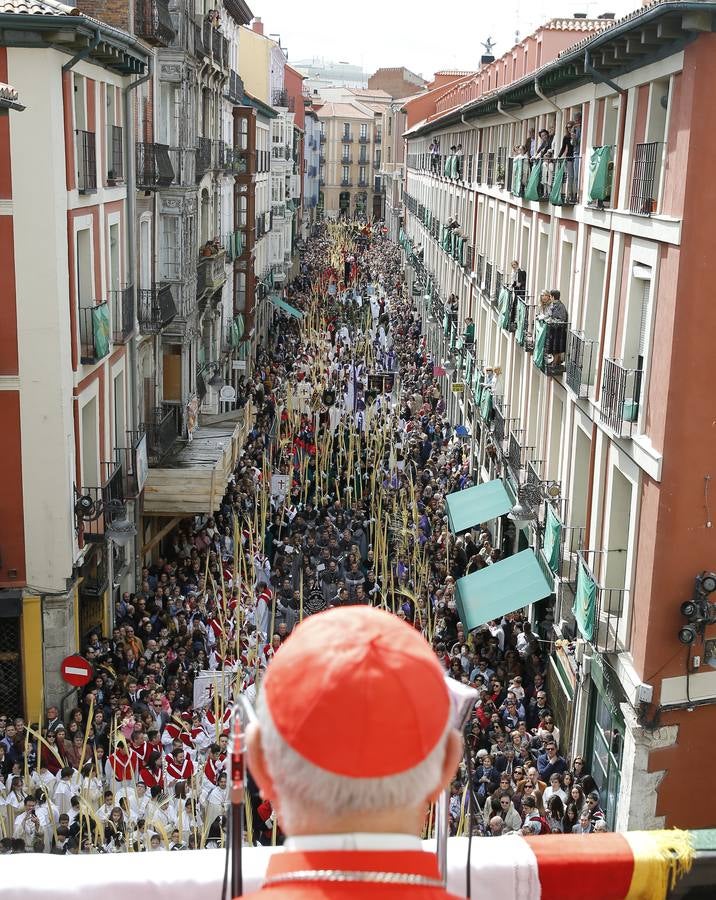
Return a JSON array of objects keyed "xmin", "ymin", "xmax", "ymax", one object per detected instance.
[{"xmin": 433, "ymin": 365, "xmax": 447, "ymax": 377}]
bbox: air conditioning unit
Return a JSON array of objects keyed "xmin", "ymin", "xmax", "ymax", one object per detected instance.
[{"xmin": 582, "ymin": 653, "xmax": 592, "ymax": 675}]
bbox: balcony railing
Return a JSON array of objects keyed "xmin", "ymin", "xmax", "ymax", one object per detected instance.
[
  {"xmin": 272, "ymin": 89, "xmax": 295, "ymax": 111},
  {"xmin": 577, "ymin": 550, "xmax": 631, "ymax": 654},
  {"xmin": 484, "ymin": 261, "xmax": 493, "ymax": 298},
  {"xmin": 629, "ymin": 141, "xmax": 659, "ymax": 216},
  {"xmin": 134, "ymin": 0, "xmax": 175, "ymax": 46},
  {"xmin": 341, "ymin": 179, "xmax": 352, "ymax": 187},
  {"xmin": 358, "ymin": 179, "xmax": 368, "ymax": 188},
  {"xmin": 359, "ymin": 134, "xmax": 368, "ymax": 144},
  {"xmin": 107, "ymin": 125, "xmax": 123, "ymax": 184},
  {"xmin": 485, "ymin": 151, "xmax": 495, "ymax": 187},
  {"xmin": 75, "ymin": 129, "xmax": 97, "ymax": 193},
  {"xmin": 492, "ymin": 270, "xmax": 503, "ymax": 305},
  {"xmin": 78, "ymin": 302, "xmax": 110, "ymax": 364},
  {"xmin": 342, "ymin": 134, "xmax": 353, "ymax": 143},
  {"xmin": 586, "ymin": 144, "xmax": 615, "ymax": 209},
  {"xmin": 225, "ymin": 69, "xmax": 243, "ymax": 104},
  {"xmin": 374, "ymin": 132, "xmax": 382, "ymax": 144},
  {"xmin": 110, "ymin": 285, "xmax": 134, "ymax": 343},
  {"xmin": 196, "ymin": 136, "xmax": 213, "ymax": 180},
  {"xmin": 475, "ymin": 253, "xmax": 484, "ymax": 286},
  {"xmin": 492, "ymin": 399, "xmax": 510, "ymax": 448},
  {"xmin": 341, "ymin": 155, "xmax": 353, "ymax": 165},
  {"xmin": 114, "ymin": 428, "xmax": 147, "ymax": 499},
  {"xmin": 515, "ymin": 296, "xmax": 536, "ymax": 352},
  {"xmin": 75, "ymin": 460, "xmax": 125, "ymax": 543},
  {"xmin": 600, "ymin": 358, "xmax": 642, "ymax": 435},
  {"xmin": 320, "ymin": 133, "xmax": 326, "ymax": 144},
  {"xmin": 358, "ymin": 154, "xmax": 368, "ymax": 165},
  {"xmin": 507, "ymin": 428, "xmax": 526, "ymax": 480},
  {"xmin": 136, "ymin": 143, "xmax": 195, "ymax": 189},
  {"xmin": 534, "ymin": 319, "xmax": 568, "ymax": 375},
  {"xmin": 566, "ymin": 330, "xmax": 598, "ymax": 398},
  {"xmin": 550, "ymin": 156, "xmax": 582, "ymax": 206},
  {"xmin": 145, "ymin": 403, "xmax": 182, "ymax": 463},
  {"xmin": 138, "ymin": 284, "xmax": 177, "ymax": 334}
]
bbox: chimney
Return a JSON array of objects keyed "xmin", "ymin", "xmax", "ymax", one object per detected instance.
[
  {"xmin": 598, "ymin": 12, "xmax": 616, "ymax": 19},
  {"xmin": 573, "ymin": 12, "xmax": 587, "ymax": 18},
  {"xmin": 252, "ymin": 17, "xmax": 264, "ymax": 34},
  {"xmin": 480, "ymin": 55, "xmax": 495, "ymax": 66}
]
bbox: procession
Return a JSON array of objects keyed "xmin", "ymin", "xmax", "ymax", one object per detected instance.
[{"xmin": 0, "ymin": 221, "xmax": 570, "ymax": 856}]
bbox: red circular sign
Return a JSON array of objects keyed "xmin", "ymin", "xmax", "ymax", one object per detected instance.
[{"xmin": 60, "ymin": 654, "xmax": 94, "ymax": 688}]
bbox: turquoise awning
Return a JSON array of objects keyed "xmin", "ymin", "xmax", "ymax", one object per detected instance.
[
  {"xmin": 456, "ymin": 550, "xmax": 554, "ymax": 631},
  {"xmin": 445, "ymin": 479, "xmax": 512, "ymax": 534},
  {"xmin": 270, "ymin": 294, "xmax": 304, "ymax": 320}
]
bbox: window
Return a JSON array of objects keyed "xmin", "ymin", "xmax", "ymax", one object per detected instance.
[
  {"xmin": 375, "ymin": 149, "xmax": 381, "ymax": 167},
  {"xmin": 388, "ymin": 118, "xmax": 392, "ymax": 136},
  {"xmin": 109, "ymin": 223, "xmax": 120, "ymax": 292},
  {"xmin": 342, "ymin": 145, "xmax": 350, "ymax": 161},
  {"xmin": 114, "ymin": 372, "xmax": 126, "ymax": 450},
  {"xmin": 76, "ymin": 228, "xmax": 93, "ymax": 308},
  {"xmin": 342, "ymin": 165, "xmax": 350, "ymax": 183},
  {"xmin": 360, "ymin": 123, "xmax": 367, "ymax": 139},
  {"xmin": 343, "ymin": 122, "xmax": 350, "ymax": 137},
  {"xmin": 160, "ymin": 216, "xmax": 180, "ymax": 280},
  {"xmin": 81, "ymin": 396, "xmax": 99, "ymax": 487},
  {"xmin": 360, "ymin": 166, "xmax": 366, "ymax": 184}
]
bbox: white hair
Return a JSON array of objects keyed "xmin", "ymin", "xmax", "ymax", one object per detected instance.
[{"xmin": 257, "ymin": 689, "xmax": 451, "ymax": 816}]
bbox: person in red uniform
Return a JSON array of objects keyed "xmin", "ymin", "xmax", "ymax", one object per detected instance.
[{"xmin": 240, "ymin": 605, "xmax": 464, "ymax": 899}]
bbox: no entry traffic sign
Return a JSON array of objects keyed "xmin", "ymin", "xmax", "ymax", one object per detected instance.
[{"xmin": 61, "ymin": 654, "xmax": 94, "ymax": 688}]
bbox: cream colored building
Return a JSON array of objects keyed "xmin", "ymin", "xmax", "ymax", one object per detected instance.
[{"xmin": 316, "ymin": 91, "xmax": 390, "ymax": 220}]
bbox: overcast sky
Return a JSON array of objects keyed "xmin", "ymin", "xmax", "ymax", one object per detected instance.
[{"xmin": 252, "ymin": 0, "xmax": 640, "ymax": 80}]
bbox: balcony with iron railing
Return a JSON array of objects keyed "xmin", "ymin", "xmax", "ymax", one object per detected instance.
[
  {"xmin": 507, "ymin": 428, "xmax": 526, "ymax": 480},
  {"xmin": 534, "ymin": 317, "xmax": 569, "ymax": 376},
  {"xmin": 515, "ymin": 296, "xmax": 536, "ymax": 352},
  {"xmin": 341, "ymin": 155, "xmax": 353, "ymax": 165},
  {"xmin": 492, "ymin": 270, "xmax": 503, "ymax": 306},
  {"xmin": 136, "ymin": 143, "xmax": 196, "ymax": 189},
  {"xmin": 491, "ymin": 397, "xmax": 510, "ymax": 449},
  {"xmin": 483, "ymin": 261, "xmax": 493, "ymax": 299},
  {"xmin": 114, "ymin": 428, "xmax": 147, "ymax": 500},
  {"xmin": 475, "ymin": 253, "xmax": 484, "ymax": 286},
  {"xmin": 75, "ymin": 460, "xmax": 125, "ymax": 543},
  {"xmin": 374, "ymin": 131, "xmax": 382, "ymax": 144},
  {"xmin": 485, "ymin": 151, "xmax": 495, "ymax": 187},
  {"xmin": 107, "ymin": 125, "xmax": 123, "ymax": 185},
  {"xmin": 76, "ymin": 129, "xmax": 97, "ymax": 193},
  {"xmin": 586, "ymin": 144, "xmax": 615, "ymax": 209},
  {"xmin": 272, "ymin": 89, "xmax": 295, "ymax": 111},
  {"xmin": 341, "ymin": 179, "xmax": 352, "ymax": 187},
  {"xmin": 225, "ymin": 69, "xmax": 243, "ymax": 104},
  {"xmin": 342, "ymin": 133, "xmax": 353, "ymax": 143},
  {"xmin": 144, "ymin": 403, "xmax": 182, "ymax": 464},
  {"xmin": 575, "ymin": 550, "xmax": 632, "ymax": 654},
  {"xmin": 196, "ymin": 136, "xmax": 213, "ymax": 180},
  {"xmin": 78, "ymin": 302, "xmax": 110, "ymax": 365},
  {"xmin": 566, "ymin": 330, "xmax": 598, "ymax": 399},
  {"xmin": 138, "ymin": 284, "xmax": 177, "ymax": 334},
  {"xmin": 629, "ymin": 141, "xmax": 660, "ymax": 216},
  {"xmin": 359, "ymin": 134, "xmax": 369, "ymax": 144},
  {"xmin": 599, "ymin": 358, "xmax": 642, "ymax": 436},
  {"xmin": 134, "ymin": 0, "xmax": 175, "ymax": 45},
  {"xmin": 110, "ymin": 285, "xmax": 134, "ymax": 343}
]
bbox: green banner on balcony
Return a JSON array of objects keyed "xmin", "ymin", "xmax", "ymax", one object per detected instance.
[
  {"xmin": 542, "ymin": 505, "xmax": 562, "ymax": 574},
  {"xmin": 549, "ymin": 160, "xmax": 566, "ymax": 206},
  {"xmin": 93, "ymin": 303, "xmax": 110, "ymax": 359},
  {"xmin": 533, "ymin": 317, "xmax": 548, "ymax": 369},
  {"xmin": 480, "ymin": 387, "xmax": 492, "ymax": 421},
  {"xmin": 498, "ymin": 286, "xmax": 512, "ymax": 330},
  {"xmin": 573, "ymin": 559, "xmax": 597, "ymax": 642},
  {"xmin": 515, "ymin": 299, "xmax": 527, "ymax": 345},
  {"xmin": 524, "ymin": 160, "xmax": 542, "ymax": 201},
  {"xmin": 511, "ymin": 157, "xmax": 523, "ymax": 196},
  {"xmin": 589, "ymin": 146, "xmax": 612, "ymax": 201}
]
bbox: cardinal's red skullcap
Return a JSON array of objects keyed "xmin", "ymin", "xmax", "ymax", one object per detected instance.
[{"xmin": 262, "ymin": 606, "xmax": 450, "ymax": 778}]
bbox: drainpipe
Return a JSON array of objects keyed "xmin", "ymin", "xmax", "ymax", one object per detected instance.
[
  {"xmin": 533, "ymin": 76, "xmax": 561, "ymax": 113},
  {"xmin": 62, "ymin": 27, "xmax": 101, "ymax": 72},
  {"xmin": 123, "ymin": 55, "xmax": 153, "ymax": 588},
  {"xmin": 496, "ymin": 99, "xmax": 521, "ymax": 124}
]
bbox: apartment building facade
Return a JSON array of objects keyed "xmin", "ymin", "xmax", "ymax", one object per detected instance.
[
  {"xmin": 401, "ymin": 3, "xmax": 716, "ymax": 831},
  {"xmin": 0, "ymin": 4, "xmax": 148, "ymax": 719},
  {"xmin": 317, "ymin": 93, "xmax": 388, "ymax": 220}
]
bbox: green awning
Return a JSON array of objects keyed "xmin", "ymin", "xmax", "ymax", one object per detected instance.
[
  {"xmin": 445, "ymin": 479, "xmax": 512, "ymax": 534},
  {"xmin": 456, "ymin": 550, "xmax": 554, "ymax": 631},
  {"xmin": 270, "ymin": 294, "xmax": 304, "ymax": 320}
]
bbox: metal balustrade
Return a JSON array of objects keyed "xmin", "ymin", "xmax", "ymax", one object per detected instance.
[
  {"xmin": 600, "ymin": 358, "xmax": 642, "ymax": 435},
  {"xmin": 566, "ymin": 330, "xmax": 598, "ymax": 398}
]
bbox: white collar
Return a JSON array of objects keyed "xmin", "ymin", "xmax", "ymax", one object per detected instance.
[{"xmin": 284, "ymin": 833, "xmax": 424, "ymax": 852}]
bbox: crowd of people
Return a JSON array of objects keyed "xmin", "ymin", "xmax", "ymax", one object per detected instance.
[{"xmin": 0, "ymin": 220, "xmax": 605, "ymax": 856}]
